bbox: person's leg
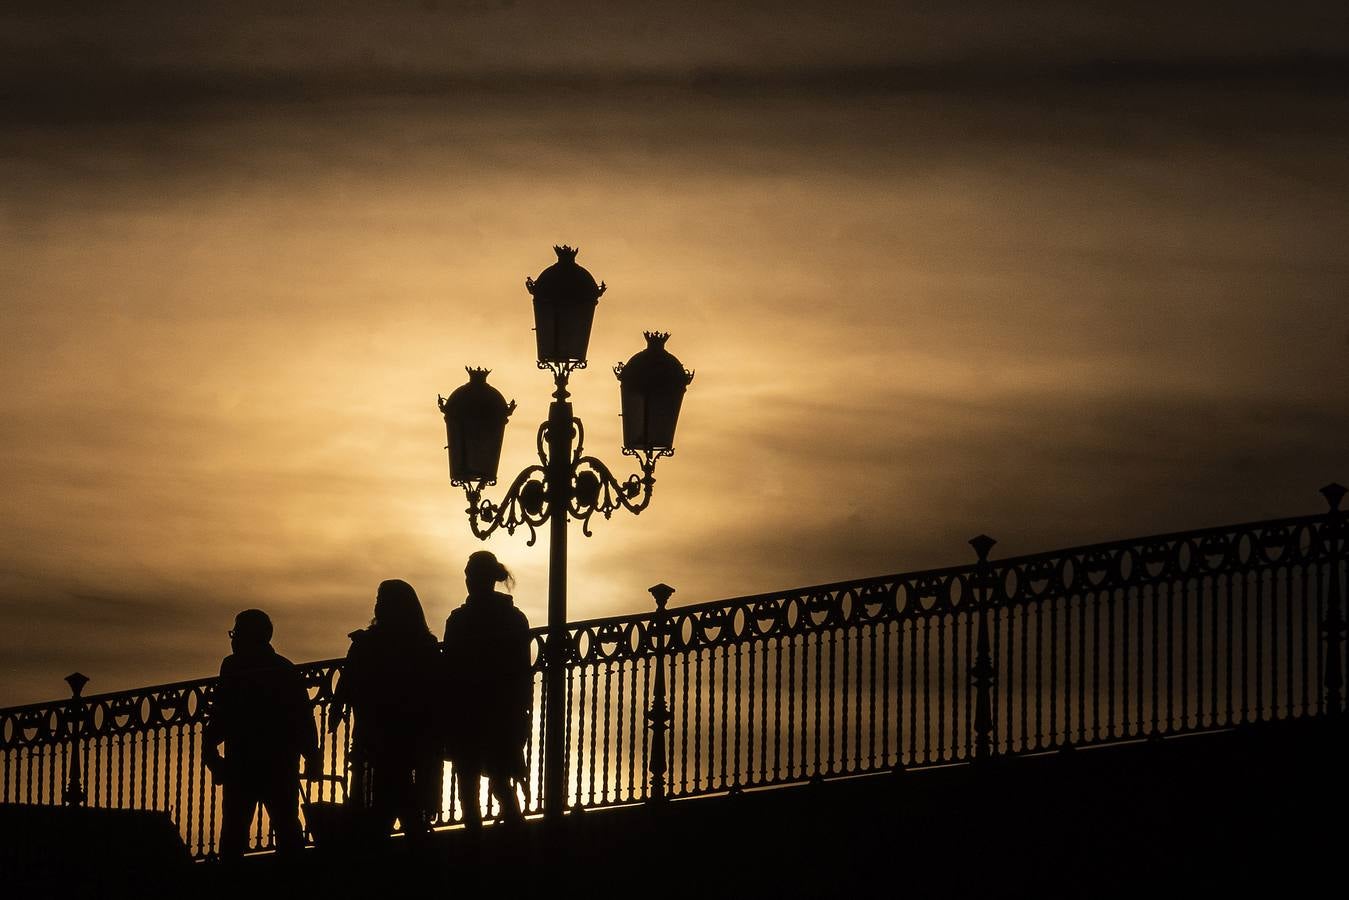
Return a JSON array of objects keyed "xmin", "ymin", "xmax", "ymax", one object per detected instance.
[
  {"xmin": 395, "ymin": 764, "xmax": 430, "ymax": 839},
  {"xmin": 455, "ymin": 760, "xmax": 482, "ymax": 831},
  {"xmin": 263, "ymin": 774, "xmax": 305, "ymax": 856},
  {"xmin": 488, "ymin": 775, "xmax": 523, "ymax": 825},
  {"xmin": 366, "ymin": 760, "xmax": 399, "ymax": 837},
  {"xmin": 218, "ymin": 784, "xmax": 257, "ymax": 862}
]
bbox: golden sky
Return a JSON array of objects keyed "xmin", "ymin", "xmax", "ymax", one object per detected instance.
[{"xmin": 2, "ymin": 2, "xmax": 1347, "ymax": 705}]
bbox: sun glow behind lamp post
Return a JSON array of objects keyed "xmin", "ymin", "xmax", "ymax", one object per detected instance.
[{"xmin": 437, "ymin": 245, "xmax": 693, "ymax": 820}]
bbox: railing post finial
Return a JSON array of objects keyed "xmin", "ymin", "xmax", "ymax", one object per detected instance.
[
  {"xmin": 1320, "ymin": 484, "xmax": 1346, "ymax": 717},
  {"xmin": 969, "ymin": 536, "xmax": 997, "ymax": 762},
  {"xmin": 646, "ymin": 584, "xmax": 675, "ymax": 801},
  {"xmin": 63, "ymin": 672, "xmax": 89, "ymax": 806}
]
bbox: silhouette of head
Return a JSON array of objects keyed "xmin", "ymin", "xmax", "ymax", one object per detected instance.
[
  {"xmin": 465, "ymin": 550, "xmax": 513, "ymax": 597},
  {"xmin": 230, "ymin": 609, "xmax": 273, "ymax": 653},
  {"xmin": 373, "ymin": 579, "xmax": 432, "ymax": 636}
]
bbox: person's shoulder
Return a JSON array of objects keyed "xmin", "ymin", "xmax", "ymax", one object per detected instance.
[
  {"xmin": 218, "ymin": 654, "xmax": 239, "ymax": 676},
  {"xmin": 498, "ymin": 596, "xmax": 530, "ymax": 630}
]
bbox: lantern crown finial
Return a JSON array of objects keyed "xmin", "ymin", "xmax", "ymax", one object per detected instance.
[
  {"xmin": 643, "ymin": 331, "xmax": 670, "ymax": 349},
  {"xmin": 553, "ymin": 244, "xmax": 579, "ymax": 263},
  {"xmin": 466, "ymin": 366, "xmax": 491, "ymax": 383}
]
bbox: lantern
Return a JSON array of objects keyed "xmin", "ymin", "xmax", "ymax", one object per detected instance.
[
  {"xmin": 438, "ymin": 368, "xmax": 516, "ymax": 485},
  {"xmin": 614, "ymin": 332, "xmax": 694, "ymax": 453},
  {"xmin": 525, "ymin": 245, "xmax": 606, "ymax": 364}
]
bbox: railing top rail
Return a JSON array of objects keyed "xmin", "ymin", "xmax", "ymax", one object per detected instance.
[
  {"xmin": 561, "ymin": 510, "xmax": 1328, "ymax": 633},
  {"xmin": 987, "ymin": 510, "xmax": 1324, "ymax": 572}
]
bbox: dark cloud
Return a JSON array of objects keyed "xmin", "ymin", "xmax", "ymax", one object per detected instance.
[{"xmin": 2, "ymin": 2, "xmax": 1346, "ymax": 125}]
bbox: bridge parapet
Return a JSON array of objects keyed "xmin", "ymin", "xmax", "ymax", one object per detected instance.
[{"xmin": 2, "ymin": 487, "xmax": 1345, "ymax": 859}]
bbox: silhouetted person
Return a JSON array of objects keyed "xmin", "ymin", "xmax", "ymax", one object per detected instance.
[
  {"xmin": 442, "ymin": 551, "xmax": 531, "ymax": 830},
  {"xmin": 332, "ymin": 579, "xmax": 442, "ymax": 840},
  {"xmin": 204, "ymin": 609, "xmax": 319, "ymax": 861}
]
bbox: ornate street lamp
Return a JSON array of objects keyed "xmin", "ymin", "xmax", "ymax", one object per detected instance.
[{"xmin": 437, "ymin": 246, "xmax": 692, "ymax": 821}]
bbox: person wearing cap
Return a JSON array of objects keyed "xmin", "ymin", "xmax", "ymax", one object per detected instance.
[{"xmin": 204, "ymin": 609, "xmax": 320, "ymax": 860}]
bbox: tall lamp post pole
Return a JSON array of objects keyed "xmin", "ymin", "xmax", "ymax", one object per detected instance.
[{"xmin": 437, "ymin": 246, "xmax": 693, "ymax": 821}]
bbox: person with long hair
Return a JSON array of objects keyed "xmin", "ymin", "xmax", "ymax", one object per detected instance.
[
  {"xmin": 442, "ymin": 551, "xmax": 531, "ymax": 830},
  {"xmin": 332, "ymin": 579, "xmax": 442, "ymax": 839}
]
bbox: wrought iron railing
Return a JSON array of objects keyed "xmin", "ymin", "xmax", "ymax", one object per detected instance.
[{"xmin": 2, "ymin": 485, "xmax": 1345, "ymax": 858}]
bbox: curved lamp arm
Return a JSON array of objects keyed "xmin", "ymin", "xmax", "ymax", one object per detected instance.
[
  {"xmin": 569, "ymin": 447, "xmax": 671, "ymax": 536},
  {"xmin": 463, "ymin": 422, "xmax": 554, "ymax": 545},
  {"xmin": 465, "ymin": 463, "xmax": 551, "ymax": 545}
]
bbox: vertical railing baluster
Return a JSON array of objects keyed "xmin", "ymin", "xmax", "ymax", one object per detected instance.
[
  {"xmin": 854, "ymin": 614, "xmax": 865, "ymax": 770},
  {"xmin": 1211, "ymin": 574, "xmax": 1221, "ymax": 727},
  {"xmin": 1019, "ymin": 601, "xmax": 1030, "ymax": 755},
  {"xmin": 588, "ymin": 658, "xmax": 599, "ymax": 805},
  {"xmin": 1084, "ymin": 593, "xmax": 1095, "ymax": 750},
  {"xmin": 640, "ymin": 653, "xmax": 650, "ymax": 800},
  {"xmin": 739, "ymin": 634, "xmax": 750, "ymax": 788},
  {"xmin": 1196, "ymin": 575, "xmax": 1206, "ymax": 730},
  {"xmin": 1036, "ymin": 598, "xmax": 1046, "ymax": 749},
  {"xmin": 1257, "ymin": 569, "xmax": 1268, "ymax": 723},
  {"xmin": 827, "ymin": 620, "xmax": 838, "ymax": 775},
  {"xmin": 1107, "ymin": 588, "xmax": 1117, "ymax": 740},
  {"xmin": 646, "ymin": 584, "xmax": 673, "ymax": 802},
  {"xmin": 1300, "ymin": 561, "xmax": 1311, "ymax": 717},
  {"xmin": 771, "ymin": 631, "xmax": 782, "ymax": 782},
  {"xmin": 1177, "ymin": 577, "xmax": 1188, "ymax": 732},
  {"xmin": 565, "ymin": 652, "xmax": 577, "ymax": 806},
  {"xmin": 867, "ymin": 621, "xmax": 878, "ymax": 771},
  {"xmin": 718, "ymin": 639, "xmax": 730, "ymax": 791},
  {"xmin": 1150, "ymin": 581, "xmax": 1161, "ymax": 738},
  {"xmin": 814, "ymin": 620, "xmax": 825, "ymax": 778},
  {"xmin": 994, "ymin": 602, "xmax": 1005, "ymax": 754},
  {"xmin": 922, "ymin": 615, "xmax": 933, "ymax": 763},
  {"xmin": 1050, "ymin": 592, "xmax": 1061, "ymax": 747},
  {"xmin": 627, "ymin": 658, "xmax": 638, "ymax": 802},
  {"xmin": 1225, "ymin": 571, "xmax": 1236, "ymax": 727},
  {"xmin": 1255, "ymin": 567, "xmax": 1266, "ymax": 723},
  {"xmin": 907, "ymin": 616, "xmax": 917, "ymax": 767},
  {"xmin": 692, "ymin": 643, "xmax": 703, "ymax": 793},
  {"xmin": 1163, "ymin": 578, "xmax": 1174, "ymax": 734},
  {"xmin": 1284, "ymin": 563, "xmax": 1295, "ymax": 719},
  {"xmin": 1284, "ymin": 566, "xmax": 1295, "ymax": 723},
  {"xmin": 1121, "ymin": 586, "xmax": 1132, "ymax": 737},
  {"xmin": 679, "ymin": 626, "xmax": 690, "ymax": 795},
  {"xmin": 970, "ymin": 535, "xmax": 997, "ymax": 762},
  {"xmin": 62, "ymin": 672, "xmax": 89, "ymax": 806},
  {"xmin": 963, "ymin": 604, "xmax": 973, "ymax": 759},
  {"xmin": 786, "ymin": 628, "xmax": 797, "ymax": 779},
  {"xmin": 601, "ymin": 659, "xmax": 613, "ymax": 804},
  {"xmin": 1319, "ymin": 484, "xmax": 1345, "ymax": 716},
  {"xmin": 1239, "ymin": 568, "xmax": 1250, "ymax": 725},
  {"xmin": 1079, "ymin": 589, "xmax": 1089, "ymax": 742}
]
